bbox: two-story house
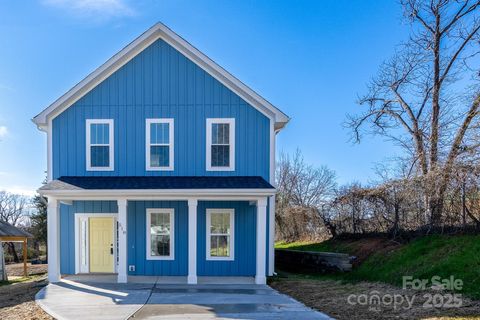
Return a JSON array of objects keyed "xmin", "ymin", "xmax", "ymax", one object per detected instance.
[{"xmin": 33, "ymin": 23, "xmax": 289, "ymax": 284}]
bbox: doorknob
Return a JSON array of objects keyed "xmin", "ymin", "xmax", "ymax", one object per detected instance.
[{"xmin": 110, "ymin": 248, "xmax": 114, "ymax": 255}]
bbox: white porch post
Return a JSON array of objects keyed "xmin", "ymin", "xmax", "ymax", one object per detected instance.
[
  {"xmin": 117, "ymin": 199, "xmax": 128, "ymax": 283},
  {"xmin": 256, "ymin": 197, "xmax": 268, "ymax": 285},
  {"xmin": 268, "ymin": 195, "xmax": 275, "ymax": 276},
  {"xmin": 47, "ymin": 197, "xmax": 60, "ymax": 283},
  {"xmin": 188, "ymin": 199, "xmax": 198, "ymax": 284}
]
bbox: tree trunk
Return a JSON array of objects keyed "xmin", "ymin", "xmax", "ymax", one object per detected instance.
[
  {"xmin": 7, "ymin": 242, "xmax": 19, "ymax": 263},
  {"xmin": 429, "ymin": 196, "xmax": 444, "ymax": 230},
  {"xmin": 462, "ymin": 182, "xmax": 467, "ymax": 228}
]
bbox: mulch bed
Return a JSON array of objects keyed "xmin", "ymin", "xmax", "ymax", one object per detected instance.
[
  {"xmin": 270, "ymin": 279, "xmax": 480, "ymax": 320},
  {"xmin": 0, "ymin": 264, "xmax": 52, "ymax": 320}
]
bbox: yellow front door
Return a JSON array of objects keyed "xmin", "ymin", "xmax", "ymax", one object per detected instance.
[{"xmin": 89, "ymin": 217, "xmax": 114, "ymax": 273}]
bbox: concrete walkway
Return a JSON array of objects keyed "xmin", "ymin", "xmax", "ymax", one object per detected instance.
[{"xmin": 35, "ymin": 277, "xmax": 332, "ymax": 320}]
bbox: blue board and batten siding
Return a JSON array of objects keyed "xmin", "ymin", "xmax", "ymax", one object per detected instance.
[
  {"xmin": 197, "ymin": 201, "xmax": 256, "ymax": 276},
  {"xmin": 55, "ymin": 37, "xmax": 273, "ymax": 277},
  {"xmin": 52, "ymin": 38, "xmax": 270, "ymax": 180},
  {"xmin": 60, "ymin": 201, "xmax": 118, "ymax": 274},
  {"xmin": 60, "ymin": 200, "xmax": 265, "ymax": 276},
  {"xmin": 127, "ymin": 201, "xmax": 189, "ymax": 276}
]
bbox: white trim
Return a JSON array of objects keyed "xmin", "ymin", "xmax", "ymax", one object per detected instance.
[
  {"xmin": 146, "ymin": 118, "xmax": 174, "ymax": 171},
  {"xmin": 256, "ymin": 197, "xmax": 268, "ymax": 284},
  {"xmin": 146, "ymin": 208, "xmax": 175, "ymax": 260},
  {"xmin": 268, "ymin": 196, "xmax": 275, "ymax": 276},
  {"xmin": 47, "ymin": 118, "xmax": 52, "ymax": 181},
  {"xmin": 74, "ymin": 213, "xmax": 118, "ymax": 275},
  {"xmin": 39, "ymin": 188, "xmax": 275, "ymax": 199},
  {"xmin": 187, "ymin": 199, "xmax": 198, "ymax": 284},
  {"xmin": 117, "ymin": 199, "xmax": 128, "ymax": 283},
  {"xmin": 206, "ymin": 118, "xmax": 235, "ymax": 171},
  {"xmin": 74, "ymin": 216, "xmax": 89, "ymax": 274},
  {"xmin": 86, "ymin": 119, "xmax": 114, "ymax": 171},
  {"xmin": 32, "ymin": 23, "xmax": 289, "ymax": 129},
  {"xmin": 206, "ymin": 208, "xmax": 235, "ymax": 261},
  {"xmin": 47, "ymin": 198, "xmax": 60, "ymax": 283}
]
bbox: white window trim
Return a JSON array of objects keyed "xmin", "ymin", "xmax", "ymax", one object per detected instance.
[
  {"xmin": 86, "ymin": 119, "xmax": 114, "ymax": 171},
  {"xmin": 146, "ymin": 119, "xmax": 174, "ymax": 171},
  {"xmin": 146, "ymin": 208, "xmax": 175, "ymax": 260},
  {"xmin": 206, "ymin": 118, "xmax": 235, "ymax": 171},
  {"xmin": 206, "ymin": 208, "xmax": 235, "ymax": 261}
]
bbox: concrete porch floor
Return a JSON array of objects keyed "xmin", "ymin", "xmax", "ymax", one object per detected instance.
[
  {"xmin": 35, "ymin": 276, "xmax": 332, "ymax": 320},
  {"xmin": 63, "ymin": 274, "xmax": 257, "ymax": 285}
]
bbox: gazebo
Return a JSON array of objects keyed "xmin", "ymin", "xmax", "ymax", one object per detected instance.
[{"xmin": 0, "ymin": 221, "xmax": 32, "ymax": 278}]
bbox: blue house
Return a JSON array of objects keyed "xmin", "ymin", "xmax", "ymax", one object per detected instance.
[{"xmin": 33, "ymin": 23, "xmax": 289, "ymax": 284}]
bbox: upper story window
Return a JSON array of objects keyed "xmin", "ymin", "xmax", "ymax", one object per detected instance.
[
  {"xmin": 206, "ymin": 118, "xmax": 235, "ymax": 171},
  {"xmin": 206, "ymin": 209, "xmax": 234, "ymax": 260},
  {"xmin": 86, "ymin": 119, "xmax": 114, "ymax": 171},
  {"xmin": 146, "ymin": 119, "xmax": 174, "ymax": 171}
]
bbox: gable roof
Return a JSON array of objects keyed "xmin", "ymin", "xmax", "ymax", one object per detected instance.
[
  {"xmin": 32, "ymin": 22, "xmax": 290, "ymax": 130},
  {"xmin": 0, "ymin": 221, "xmax": 32, "ymax": 238}
]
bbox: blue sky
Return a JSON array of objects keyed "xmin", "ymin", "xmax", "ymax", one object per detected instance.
[{"xmin": 0, "ymin": 0, "xmax": 408, "ymax": 195}]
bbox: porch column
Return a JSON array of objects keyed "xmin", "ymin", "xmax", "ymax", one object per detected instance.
[
  {"xmin": 255, "ymin": 197, "xmax": 268, "ymax": 285},
  {"xmin": 268, "ymin": 195, "xmax": 275, "ymax": 276},
  {"xmin": 117, "ymin": 199, "xmax": 128, "ymax": 283},
  {"xmin": 188, "ymin": 199, "xmax": 198, "ymax": 284},
  {"xmin": 47, "ymin": 197, "xmax": 60, "ymax": 283}
]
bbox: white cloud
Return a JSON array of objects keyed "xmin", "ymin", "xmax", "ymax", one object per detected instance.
[
  {"xmin": 0, "ymin": 186, "xmax": 36, "ymax": 197},
  {"xmin": 0, "ymin": 126, "xmax": 8, "ymax": 138},
  {"xmin": 42, "ymin": 0, "xmax": 135, "ymax": 19}
]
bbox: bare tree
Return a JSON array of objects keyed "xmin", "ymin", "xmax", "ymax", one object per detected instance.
[
  {"xmin": 348, "ymin": 0, "xmax": 480, "ymax": 228},
  {"xmin": 276, "ymin": 150, "xmax": 337, "ymax": 240},
  {"xmin": 0, "ymin": 191, "xmax": 30, "ymax": 262}
]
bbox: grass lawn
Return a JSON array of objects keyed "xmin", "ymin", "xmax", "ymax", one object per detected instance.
[
  {"xmin": 0, "ymin": 274, "xmax": 46, "ymax": 287},
  {"xmin": 276, "ymin": 239, "xmax": 356, "ymax": 253},
  {"xmin": 275, "ymin": 234, "xmax": 480, "ymax": 300}
]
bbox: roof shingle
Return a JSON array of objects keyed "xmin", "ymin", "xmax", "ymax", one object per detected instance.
[{"xmin": 39, "ymin": 176, "xmax": 274, "ymax": 191}]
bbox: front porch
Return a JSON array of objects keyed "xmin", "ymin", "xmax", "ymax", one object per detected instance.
[
  {"xmin": 35, "ymin": 275, "xmax": 331, "ymax": 320},
  {"xmin": 40, "ymin": 177, "xmax": 276, "ymax": 285},
  {"xmin": 62, "ymin": 274, "xmax": 256, "ymax": 285}
]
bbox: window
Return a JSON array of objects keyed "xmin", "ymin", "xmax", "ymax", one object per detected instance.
[
  {"xmin": 146, "ymin": 119, "xmax": 174, "ymax": 170},
  {"xmin": 206, "ymin": 209, "xmax": 234, "ymax": 260},
  {"xmin": 146, "ymin": 208, "xmax": 174, "ymax": 260},
  {"xmin": 206, "ymin": 118, "xmax": 235, "ymax": 171},
  {"xmin": 86, "ymin": 119, "xmax": 114, "ymax": 171}
]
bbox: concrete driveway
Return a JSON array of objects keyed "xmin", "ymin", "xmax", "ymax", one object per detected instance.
[{"xmin": 35, "ymin": 277, "xmax": 332, "ymax": 320}]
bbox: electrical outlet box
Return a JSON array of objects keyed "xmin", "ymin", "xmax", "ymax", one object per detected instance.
[{"xmin": 128, "ymin": 265, "xmax": 135, "ymax": 272}]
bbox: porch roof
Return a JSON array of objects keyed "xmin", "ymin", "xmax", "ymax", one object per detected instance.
[
  {"xmin": 0, "ymin": 221, "xmax": 32, "ymax": 239},
  {"xmin": 40, "ymin": 176, "xmax": 274, "ymax": 191}
]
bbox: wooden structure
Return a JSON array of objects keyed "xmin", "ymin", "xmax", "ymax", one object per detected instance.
[{"xmin": 0, "ymin": 221, "xmax": 32, "ymax": 277}]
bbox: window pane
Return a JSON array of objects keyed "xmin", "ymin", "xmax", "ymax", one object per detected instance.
[
  {"xmin": 151, "ymin": 235, "xmax": 170, "ymax": 256},
  {"xmin": 211, "ymin": 145, "xmax": 229, "ymax": 167},
  {"xmin": 150, "ymin": 123, "xmax": 169, "ymax": 144},
  {"xmin": 151, "ymin": 212, "xmax": 171, "ymax": 234},
  {"xmin": 90, "ymin": 146, "xmax": 109, "ymax": 167},
  {"xmin": 91, "ymin": 123, "xmax": 109, "ymax": 144},
  {"xmin": 212, "ymin": 123, "xmax": 229, "ymax": 144},
  {"xmin": 210, "ymin": 235, "xmax": 230, "ymax": 257},
  {"xmin": 150, "ymin": 212, "xmax": 171, "ymax": 257},
  {"xmin": 210, "ymin": 212, "xmax": 230, "ymax": 234},
  {"xmin": 150, "ymin": 146, "xmax": 170, "ymax": 167}
]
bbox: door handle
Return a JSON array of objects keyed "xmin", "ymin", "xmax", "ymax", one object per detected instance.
[{"xmin": 110, "ymin": 245, "xmax": 114, "ymax": 255}]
